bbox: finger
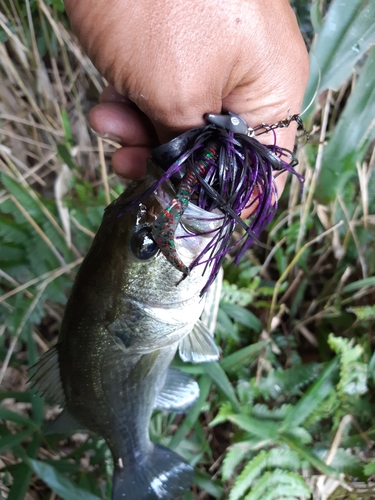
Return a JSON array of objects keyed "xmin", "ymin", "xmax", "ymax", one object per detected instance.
[
  {"xmin": 89, "ymin": 102, "xmax": 158, "ymax": 147},
  {"xmin": 112, "ymin": 146, "xmax": 152, "ymax": 179},
  {"xmin": 99, "ymin": 85, "xmax": 130, "ymax": 104}
]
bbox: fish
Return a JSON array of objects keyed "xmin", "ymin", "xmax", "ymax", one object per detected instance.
[{"xmin": 30, "ymin": 160, "xmax": 223, "ymax": 500}]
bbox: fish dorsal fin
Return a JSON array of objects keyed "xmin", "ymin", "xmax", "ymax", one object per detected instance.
[
  {"xmin": 29, "ymin": 345, "xmax": 65, "ymax": 406},
  {"xmin": 154, "ymin": 368, "xmax": 199, "ymax": 413},
  {"xmin": 44, "ymin": 408, "xmax": 87, "ymax": 435},
  {"xmin": 178, "ymin": 320, "xmax": 219, "ymax": 364}
]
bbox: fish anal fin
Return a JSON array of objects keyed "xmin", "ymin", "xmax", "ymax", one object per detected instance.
[
  {"xmin": 179, "ymin": 319, "xmax": 219, "ymax": 364},
  {"xmin": 28, "ymin": 345, "xmax": 65, "ymax": 406},
  {"xmin": 154, "ymin": 368, "xmax": 199, "ymax": 413},
  {"xmin": 44, "ymin": 409, "xmax": 87, "ymax": 435}
]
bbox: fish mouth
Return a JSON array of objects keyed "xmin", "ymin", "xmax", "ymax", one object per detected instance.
[
  {"xmin": 179, "ymin": 203, "xmax": 224, "ymax": 236},
  {"xmin": 154, "ymin": 185, "xmax": 224, "ymax": 236},
  {"xmin": 127, "ymin": 292, "xmax": 203, "ymax": 310}
]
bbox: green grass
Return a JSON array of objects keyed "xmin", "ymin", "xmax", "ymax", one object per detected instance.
[{"xmin": 1, "ymin": 0, "xmax": 375, "ymax": 498}]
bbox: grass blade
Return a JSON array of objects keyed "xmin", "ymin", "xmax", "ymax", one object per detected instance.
[
  {"xmin": 0, "ymin": 407, "xmax": 37, "ymax": 427},
  {"xmin": 317, "ymin": 46, "xmax": 375, "ymax": 203},
  {"xmin": 281, "ymin": 358, "xmax": 338, "ymax": 429},
  {"xmin": 228, "ymin": 415, "xmax": 279, "ymax": 441},
  {"xmin": 202, "ymin": 361, "xmax": 240, "ymax": 410},
  {"xmin": 281, "ymin": 433, "xmax": 337, "ymax": 477},
  {"xmin": 220, "ymin": 303, "xmax": 262, "ymax": 332},
  {"xmin": 220, "ymin": 341, "xmax": 268, "ymax": 372},
  {"xmin": 29, "ymin": 459, "xmax": 101, "ymax": 500},
  {"xmin": 7, "ymin": 435, "xmax": 41, "ymax": 500},
  {"xmin": 304, "ymin": 0, "xmax": 375, "ymax": 111},
  {"xmin": 0, "ymin": 428, "xmax": 36, "ymax": 454},
  {"xmin": 169, "ymin": 375, "xmax": 212, "ymax": 448}
]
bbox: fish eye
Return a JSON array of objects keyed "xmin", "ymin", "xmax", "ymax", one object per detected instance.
[{"xmin": 130, "ymin": 226, "xmax": 159, "ymax": 260}]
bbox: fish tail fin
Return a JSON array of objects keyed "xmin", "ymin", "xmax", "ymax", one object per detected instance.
[{"xmin": 112, "ymin": 444, "xmax": 193, "ymax": 500}]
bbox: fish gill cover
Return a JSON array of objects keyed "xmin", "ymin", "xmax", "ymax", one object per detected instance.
[{"xmin": 118, "ymin": 111, "xmax": 305, "ymax": 295}]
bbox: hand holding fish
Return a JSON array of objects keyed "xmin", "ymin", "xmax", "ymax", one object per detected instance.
[{"xmin": 64, "ymin": 0, "xmax": 309, "ymax": 188}]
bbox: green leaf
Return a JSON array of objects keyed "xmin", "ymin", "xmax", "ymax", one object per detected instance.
[
  {"xmin": 60, "ymin": 108, "xmax": 73, "ymax": 145},
  {"xmin": 7, "ymin": 435, "xmax": 41, "ymax": 500},
  {"xmin": 329, "ymin": 448, "xmax": 365, "ymax": 478},
  {"xmin": 244, "ymin": 469, "xmax": 311, "ymax": 500},
  {"xmin": 222, "ymin": 442, "xmax": 253, "ymax": 481},
  {"xmin": 220, "ymin": 341, "xmax": 268, "ymax": 372},
  {"xmin": 328, "ymin": 335, "xmax": 368, "ymax": 396},
  {"xmin": 194, "ymin": 470, "xmax": 223, "ymax": 498},
  {"xmin": 0, "ymin": 408, "xmax": 36, "ymax": 428},
  {"xmin": 209, "ymin": 401, "xmax": 233, "ymax": 427},
  {"xmin": 57, "ymin": 143, "xmax": 77, "ymax": 170},
  {"xmin": 228, "ymin": 415, "xmax": 279, "ymax": 441},
  {"xmin": 281, "ymin": 433, "xmax": 336, "ymax": 476},
  {"xmin": 348, "ymin": 305, "xmax": 375, "ymax": 321},
  {"xmin": 364, "ymin": 460, "xmax": 375, "ymax": 476},
  {"xmin": 303, "ymin": 0, "xmax": 375, "ymax": 112},
  {"xmin": 258, "ymin": 362, "xmax": 321, "ymax": 399},
  {"xmin": 220, "ymin": 303, "xmax": 262, "ymax": 332},
  {"xmin": 7, "ymin": 463, "xmax": 33, "ymax": 500},
  {"xmin": 281, "ymin": 358, "xmax": 338, "ymax": 428},
  {"xmin": 317, "ymin": 46, "xmax": 375, "ymax": 203},
  {"xmin": 202, "ymin": 362, "xmax": 240, "ymax": 410},
  {"xmin": 343, "ymin": 276, "xmax": 375, "ymax": 293},
  {"xmin": 310, "ymin": 0, "xmax": 323, "ymax": 34},
  {"xmin": 29, "ymin": 460, "xmax": 101, "ymax": 500},
  {"xmin": 229, "ymin": 450, "xmax": 268, "ymax": 500},
  {"xmin": 0, "ymin": 391, "xmax": 32, "ymax": 403},
  {"xmin": 169, "ymin": 376, "xmax": 212, "ymax": 448},
  {"xmin": 216, "ymin": 308, "xmax": 239, "ymax": 340},
  {"xmin": 0, "ymin": 428, "xmax": 36, "ymax": 454}
]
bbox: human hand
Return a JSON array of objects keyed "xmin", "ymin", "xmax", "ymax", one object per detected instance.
[{"xmin": 65, "ymin": 0, "xmax": 309, "ymax": 192}]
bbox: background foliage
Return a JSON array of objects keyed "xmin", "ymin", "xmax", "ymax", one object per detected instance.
[{"xmin": 0, "ymin": 0, "xmax": 375, "ymax": 498}]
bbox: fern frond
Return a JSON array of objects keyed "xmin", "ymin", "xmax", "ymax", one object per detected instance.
[
  {"xmin": 221, "ymin": 280, "xmax": 256, "ymax": 307},
  {"xmin": 286, "ymin": 426, "xmax": 313, "ymax": 444},
  {"xmin": 264, "ymin": 447, "xmax": 302, "ymax": 471},
  {"xmin": 329, "ymin": 448, "xmax": 365, "ymax": 478},
  {"xmin": 251, "ymin": 404, "xmax": 292, "ymax": 420},
  {"xmin": 222, "ymin": 442, "xmax": 253, "ymax": 481},
  {"xmin": 328, "ymin": 335, "xmax": 368, "ymax": 396},
  {"xmin": 244, "ymin": 469, "xmax": 311, "ymax": 500},
  {"xmin": 229, "ymin": 450, "xmax": 268, "ymax": 500},
  {"xmin": 349, "ymin": 305, "xmax": 375, "ymax": 321},
  {"xmin": 209, "ymin": 401, "xmax": 233, "ymax": 426},
  {"xmin": 258, "ymin": 363, "xmax": 320, "ymax": 399}
]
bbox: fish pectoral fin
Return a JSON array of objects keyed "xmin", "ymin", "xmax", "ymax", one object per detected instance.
[
  {"xmin": 28, "ymin": 345, "xmax": 65, "ymax": 406},
  {"xmin": 154, "ymin": 368, "xmax": 199, "ymax": 413},
  {"xmin": 178, "ymin": 319, "xmax": 220, "ymax": 364},
  {"xmin": 44, "ymin": 408, "xmax": 87, "ymax": 435},
  {"xmin": 200, "ymin": 267, "xmax": 223, "ymax": 335}
]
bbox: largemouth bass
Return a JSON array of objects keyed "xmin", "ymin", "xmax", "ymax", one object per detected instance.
[{"xmin": 30, "ymin": 161, "xmax": 222, "ymax": 500}]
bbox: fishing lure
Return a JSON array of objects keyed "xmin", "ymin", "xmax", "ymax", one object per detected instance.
[
  {"xmin": 151, "ymin": 143, "xmax": 218, "ymax": 275},
  {"xmin": 119, "ymin": 111, "xmax": 306, "ymax": 295}
]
